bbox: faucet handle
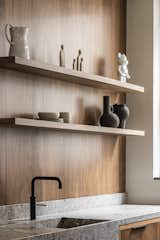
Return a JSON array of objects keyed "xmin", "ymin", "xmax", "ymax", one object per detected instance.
[{"xmin": 37, "ymin": 203, "xmax": 47, "ymax": 207}]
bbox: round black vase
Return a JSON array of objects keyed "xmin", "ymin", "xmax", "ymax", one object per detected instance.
[
  {"xmin": 113, "ymin": 104, "xmax": 130, "ymax": 128},
  {"xmin": 100, "ymin": 96, "xmax": 119, "ymax": 128}
]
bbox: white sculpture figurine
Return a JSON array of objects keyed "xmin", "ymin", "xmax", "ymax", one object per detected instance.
[{"xmin": 118, "ymin": 52, "xmax": 130, "ymax": 82}]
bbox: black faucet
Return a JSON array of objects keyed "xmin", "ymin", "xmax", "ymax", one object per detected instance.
[{"xmin": 30, "ymin": 176, "xmax": 62, "ymax": 220}]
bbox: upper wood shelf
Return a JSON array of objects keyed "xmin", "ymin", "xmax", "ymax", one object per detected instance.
[
  {"xmin": 0, "ymin": 118, "xmax": 145, "ymax": 137},
  {"xmin": 0, "ymin": 57, "xmax": 144, "ymax": 93}
]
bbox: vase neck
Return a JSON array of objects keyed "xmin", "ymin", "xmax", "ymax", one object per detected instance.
[{"xmin": 103, "ymin": 96, "xmax": 110, "ymax": 112}]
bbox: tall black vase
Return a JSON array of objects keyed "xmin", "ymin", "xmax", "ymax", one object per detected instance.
[{"xmin": 100, "ymin": 96, "xmax": 119, "ymax": 128}]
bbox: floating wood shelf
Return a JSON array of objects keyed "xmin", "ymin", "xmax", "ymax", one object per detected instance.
[
  {"xmin": 0, "ymin": 118, "xmax": 145, "ymax": 137},
  {"xmin": 0, "ymin": 57, "xmax": 144, "ymax": 93}
]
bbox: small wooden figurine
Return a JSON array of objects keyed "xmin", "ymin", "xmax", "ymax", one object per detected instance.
[
  {"xmin": 80, "ymin": 57, "xmax": 83, "ymax": 71},
  {"xmin": 59, "ymin": 44, "xmax": 65, "ymax": 67},
  {"xmin": 76, "ymin": 49, "xmax": 82, "ymax": 71},
  {"xmin": 72, "ymin": 58, "xmax": 76, "ymax": 70}
]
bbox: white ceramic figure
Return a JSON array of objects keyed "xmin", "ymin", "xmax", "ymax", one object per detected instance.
[{"xmin": 117, "ymin": 52, "xmax": 130, "ymax": 82}]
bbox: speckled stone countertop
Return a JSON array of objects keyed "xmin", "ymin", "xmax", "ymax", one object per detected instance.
[{"xmin": 1, "ymin": 205, "xmax": 160, "ymax": 240}]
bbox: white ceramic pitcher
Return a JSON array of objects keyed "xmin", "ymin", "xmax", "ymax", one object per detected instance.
[{"xmin": 5, "ymin": 24, "xmax": 30, "ymax": 59}]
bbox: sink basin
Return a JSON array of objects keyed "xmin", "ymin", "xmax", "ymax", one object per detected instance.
[
  {"xmin": 13, "ymin": 218, "xmax": 110, "ymax": 230},
  {"xmin": 56, "ymin": 218, "xmax": 108, "ymax": 229},
  {"xmin": 8, "ymin": 218, "xmax": 110, "ymax": 232}
]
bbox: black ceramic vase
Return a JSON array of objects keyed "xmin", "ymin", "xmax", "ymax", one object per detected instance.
[
  {"xmin": 113, "ymin": 104, "xmax": 130, "ymax": 129},
  {"xmin": 100, "ymin": 96, "xmax": 119, "ymax": 128}
]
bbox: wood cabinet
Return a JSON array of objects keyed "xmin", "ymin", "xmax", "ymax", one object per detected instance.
[
  {"xmin": 120, "ymin": 218, "xmax": 160, "ymax": 240},
  {"xmin": 120, "ymin": 223, "xmax": 157, "ymax": 240}
]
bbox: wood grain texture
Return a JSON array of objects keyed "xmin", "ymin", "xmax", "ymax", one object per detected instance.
[
  {"xmin": 0, "ymin": 0, "xmax": 126, "ymax": 204},
  {"xmin": 120, "ymin": 223, "xmax": 158, "ymax": 240},
  {"xmin": 119, "ymin": 218, "xmax": 160, "ymax": 240},
  {"xmin": 157, "ymin": 222, "xmax": 160, "ymax": 240},
  {"xmin": 0, "ymin": 57, "xmax": 144, "ymax": 93},
  {"xmin": 0, "ymin": 118, "xmax": 145, "ymax": 136},
  {"xmin": 119, "ymin": 218, "xmax": 160, "ymax": 231}
]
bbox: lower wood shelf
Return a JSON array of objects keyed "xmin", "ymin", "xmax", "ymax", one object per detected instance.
[{"xmin": 0, "ymin": 118, "xmax": 145, "ymax": 137}]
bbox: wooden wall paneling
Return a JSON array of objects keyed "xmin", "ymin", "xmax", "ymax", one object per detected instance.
[{"xmin": 0, "ymin": 0, "xmax": 126, "ymax": 204}]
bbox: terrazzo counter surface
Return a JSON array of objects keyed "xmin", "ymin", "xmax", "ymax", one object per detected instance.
[{"xmin": 1, "ymin": 204, "xmax": 160, "ymax": 240}]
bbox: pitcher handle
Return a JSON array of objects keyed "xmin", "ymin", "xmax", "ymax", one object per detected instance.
[{"xmin": 5, "ymin": 24, "xmax": 14, "ymax": 44}]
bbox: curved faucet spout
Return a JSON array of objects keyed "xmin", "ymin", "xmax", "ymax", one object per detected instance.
[{"xmin": 30, "ymin": 176, "xmax": 62, "ymax": 220}]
